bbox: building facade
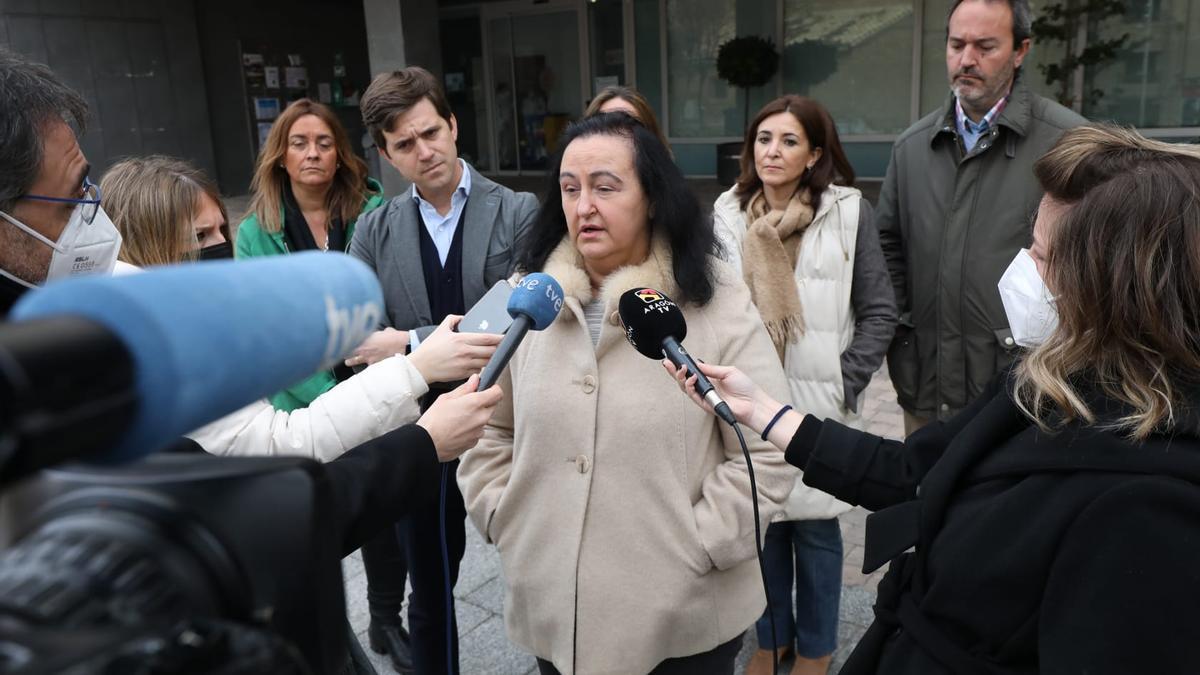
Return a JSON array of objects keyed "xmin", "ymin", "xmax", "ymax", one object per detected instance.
[
  {"xmin": 2, "ymin": 0, "xmax": 1195, "ymax": 192},
  {"xmin": 443, "ymin": 0, "xmax": 1200, "ymax": 179}
]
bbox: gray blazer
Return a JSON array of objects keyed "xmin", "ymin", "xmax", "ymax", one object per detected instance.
[{"xmin": 348, "ymin": 163, "xmax": 539, "ymax": 339}]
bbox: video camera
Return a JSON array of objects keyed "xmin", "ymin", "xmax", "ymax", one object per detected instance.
[
  {"xmin": 0, "ymin": 254, "xmax": 386, "ymax": 674},
  {"xmin": 0, "ymin": 451, "xmax": 345, "ymax": 674}
]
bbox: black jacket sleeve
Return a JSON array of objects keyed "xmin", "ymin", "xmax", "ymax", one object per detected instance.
[
  {"xmin": 321, "ymin": 423, "xmax": 441, "ymax": 556},
  {"xmin": 784, "ymin": 369, "xmax": 1007, "ymax": 511},
  {"xmin": 1038, "ymin": 477, "xmax": 1200, "ymax": 673}
]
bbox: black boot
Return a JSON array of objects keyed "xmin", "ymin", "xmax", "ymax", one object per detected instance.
[{"xmin": 367, "ymin": 619, "xmax": 415, "ymax": 674}]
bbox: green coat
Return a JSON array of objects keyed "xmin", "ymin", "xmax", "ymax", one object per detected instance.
[
  {"xmin": 234, "ymin": 177, "xmax": 385, "ymax": 411},
  {"xmin": 876, "ymin": 81, "xmax": 1086, "ymax": 420}
]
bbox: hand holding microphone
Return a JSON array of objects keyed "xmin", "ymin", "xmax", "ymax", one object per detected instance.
[{"xmin": 417, "ymin": 374, "xmax": 504, "ymax": 461}]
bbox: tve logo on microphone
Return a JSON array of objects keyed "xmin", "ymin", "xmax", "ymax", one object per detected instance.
[
  {"xmin": 323, "ymin": 295, "xmax": 383, "ymax": 368},
  {"xmin": 517, "ymin": 274, "xmax": 564, "ymax": 314}
]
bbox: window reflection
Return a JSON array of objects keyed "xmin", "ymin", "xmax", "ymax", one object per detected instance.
[{"xmin": 783, "ymin": 0, "xmax": 915, "ymax": 135}]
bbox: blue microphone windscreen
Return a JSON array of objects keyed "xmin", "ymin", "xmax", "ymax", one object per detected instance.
[
  {"xmin": 507, "ymin": 273, "xmax": 564, "ymax": 331},
  {"xmin": 11, "ymin": 252, "xmax": 384, "ymax": 463}
]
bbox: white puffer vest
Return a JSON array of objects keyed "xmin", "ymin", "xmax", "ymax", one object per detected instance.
[{"xmin": 713, "ymin": 184, "xmax": 862, "ymax": 520}]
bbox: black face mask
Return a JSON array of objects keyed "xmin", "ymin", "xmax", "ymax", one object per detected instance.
[{"xmin": 198, "ymin": 241, "xmax": 233, "ymax": 261}]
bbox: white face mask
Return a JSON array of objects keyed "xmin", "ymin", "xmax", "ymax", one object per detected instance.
[
  {"xmin": 998, "ymin": 248, "xmax": 1058, "ymax": 347},
  {"xmin": 0, "ymin": 203, "xmax": 122, "ymax": 288}
]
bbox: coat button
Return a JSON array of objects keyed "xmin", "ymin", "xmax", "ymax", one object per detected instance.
[
  {"xmin": 582, "ymin": 375, "xmax": 596, "ymax": 394},
  {"xmin": 1004, "ymin": 336, "xmax": 1015, "ymax": 346},
  {"xmin": 940, "ymin": 403, "xmax": 950, "ymax": 412},
  {"xmin": 575, "ymin": 455, "xmax": 591, "ymax": 474}
]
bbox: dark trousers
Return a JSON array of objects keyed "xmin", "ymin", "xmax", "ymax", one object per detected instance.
[
  {"xmin": 535, "ymin": 635, "xmax": 742, "ymax": 675},
  {"xmin": 361, "ymin": 523, "xmax": 409, "ymax": 623},
  {"xmin": 400, "ymin": 459, "xmax": 467, "ymax": 675}
]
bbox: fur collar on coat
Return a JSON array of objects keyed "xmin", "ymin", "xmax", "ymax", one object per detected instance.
[{"xmin": 538, "ymin": 234, "xmax": 678, "ymax": 310}]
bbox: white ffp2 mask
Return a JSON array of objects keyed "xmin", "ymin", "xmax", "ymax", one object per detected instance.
[
  {"xmin": 0, "ymin": 203, "xmax": 122, "ymax": 287},
  {"xmin": 997, "ymin": 248, "xmax": 1057, "ymax": 347}
]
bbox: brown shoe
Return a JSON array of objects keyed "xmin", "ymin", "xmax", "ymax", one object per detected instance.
[
  {"xmin": 789, "ymin": 654, "xmax": 832, "ymax": 675},
  {"xmin": 746, "ymin": 646, "xmax": 792, "ymax": 675}
]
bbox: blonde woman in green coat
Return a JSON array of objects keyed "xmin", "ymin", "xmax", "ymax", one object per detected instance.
[{"xmin": 236, "ymin": 98, "xmax": 385, "ymax": 412}]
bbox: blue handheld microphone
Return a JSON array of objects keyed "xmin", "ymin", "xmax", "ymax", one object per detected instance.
[
  {"xmin": 6, "ymin": 252, "xmax": 384, "ymax": 467},
  {"xmin": 477, "ymin": 273, "xmax": 564, "ymax": 390}
]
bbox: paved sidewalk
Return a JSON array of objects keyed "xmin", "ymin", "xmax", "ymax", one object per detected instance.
[{"xmin": 344, "ymin": 367, "xmax": 905, "ymax": 675}]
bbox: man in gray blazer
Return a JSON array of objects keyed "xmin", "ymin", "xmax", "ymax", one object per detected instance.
[{"xmin": 347, "ymin": 67, "xmax": 538, "ymax": 675}]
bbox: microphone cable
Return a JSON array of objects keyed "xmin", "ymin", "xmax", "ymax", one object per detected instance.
[
  {"xmin": 729, "ymin": 421, "xmax": 780, "ymax": 675},
  {"xmin": 439, "ymin": 463, "xmax": 455, "ymax": 675}
]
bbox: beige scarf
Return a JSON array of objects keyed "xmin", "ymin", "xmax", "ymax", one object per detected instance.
[{"xmin": 741, "ymin": 188, "xmax": 815, "ymax": 359}]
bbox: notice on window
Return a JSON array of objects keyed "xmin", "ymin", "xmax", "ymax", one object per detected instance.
[{"xmin": 285, "ymin": 67, "xmax": 308, "ymax": 90}]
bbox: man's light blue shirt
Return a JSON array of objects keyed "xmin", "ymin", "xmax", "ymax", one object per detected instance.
[
  {"xmin": 411, "ymin": 158, "xmax": 471, "ymax": 266},
  {"xmin": 955, "ymin": 96, "xmax": 1007, "ymax": 154}
]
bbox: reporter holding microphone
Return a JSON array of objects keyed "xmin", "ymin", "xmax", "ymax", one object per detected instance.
[
  {"xmin": 457, "ymin": 112, "xmax": 796, "ymax": 675},
  {"xmin": 666, "ymin": 126, "xmax": 1200, "ymax": 675}
]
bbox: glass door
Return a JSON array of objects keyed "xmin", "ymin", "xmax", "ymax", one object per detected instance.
[
  {"xmin": 486, "ymin": 3, "xmax": 584, "ymax": 172},
  {"xmin": 588, "ymin": 0, "xmax": 627, "ymax": 96}
]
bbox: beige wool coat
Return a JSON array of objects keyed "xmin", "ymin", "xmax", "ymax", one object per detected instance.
[{"xmin": 457, "ymin": 237, "xmax": 797, "ymax": 675}]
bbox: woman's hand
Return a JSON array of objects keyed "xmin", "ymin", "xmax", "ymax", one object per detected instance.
[
  {"xmin": 344, "ymin": 327, "xmax": 409, "ymax": 367},
  {"xmin": 417, "ymin": 374, "xmax": 504, "ymax": 462},
  {"xmin": 662, "ymin": 360, "xmax": 785, "ymax": 434},
  {"xmin": 407, "ymin": 315, "xmax": 504, "ymax": 384}
]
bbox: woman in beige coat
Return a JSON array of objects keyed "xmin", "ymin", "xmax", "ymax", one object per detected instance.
[{"xmin": 458, "ymin": 112, "xmax": 796, "ymax": 674}]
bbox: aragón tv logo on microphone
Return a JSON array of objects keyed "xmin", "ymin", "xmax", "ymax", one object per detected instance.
[{"xmin": 634, "ymin": 288, "xmax": 675, "ymax": 315}]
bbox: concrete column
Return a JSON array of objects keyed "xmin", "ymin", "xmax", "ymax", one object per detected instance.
[{"xmin": 361, "ymin": 0, "xmax": 443, "ymax": 198}]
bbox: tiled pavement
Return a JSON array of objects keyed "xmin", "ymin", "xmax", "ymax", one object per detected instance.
[{"xmin": 342, "ymin": 367, "xmax": 906, "ymax": 675}]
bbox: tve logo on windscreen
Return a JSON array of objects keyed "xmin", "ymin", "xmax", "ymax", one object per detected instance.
[{"xmin": 322, "ymin": 296, "xmax": 383, "ymax": 368}]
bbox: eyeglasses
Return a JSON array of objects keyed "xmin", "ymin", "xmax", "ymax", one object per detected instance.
[{"xmin": 20, "ymin": 177, "xmax": 102, "ymax": 225}]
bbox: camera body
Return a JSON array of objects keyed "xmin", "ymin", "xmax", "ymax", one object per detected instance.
[{"xmin": 0, "ymin": 451, "xmax": 348, "ymax": 674}]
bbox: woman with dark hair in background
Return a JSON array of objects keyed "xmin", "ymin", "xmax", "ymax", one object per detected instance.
[
  {"xmin": 712, "ymin": 95, "xmax": 896, "ymax": 675},
  {"xmin": 669, "ymin": 125, "xmax": 1200, "ymax": 674},
  {"xmin": 584, "ymin": 85, "xmax": 670, "ymax": 152},
  {"xmin": 458, "ymin": 112, "xmax": 796, "ymax": 675}
]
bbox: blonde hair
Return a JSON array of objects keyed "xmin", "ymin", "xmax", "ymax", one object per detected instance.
[
  {"xmin": 101, "ymin": 155, "xmax": 228, "ymax": 267},
  {"xmin": 1015, "ymin": 125, "xmax": 1200, "ymax": 440},
  {"xmin": 247, "ymin": 98, "xmax": 372, "ymax": 233}
]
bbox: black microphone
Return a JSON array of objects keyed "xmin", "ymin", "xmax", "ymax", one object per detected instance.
[
  {"xmin": 477, "ymin": 273, "xmax": 565, "ymax": 390},
  {"xmin": 617, "ymin": 288, "xmax": 737, "ymax": 426}
]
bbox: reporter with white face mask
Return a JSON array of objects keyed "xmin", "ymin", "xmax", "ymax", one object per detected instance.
[{"xmin": 665, "ymin": 125, "xmax": 1200, "ymax": 675}]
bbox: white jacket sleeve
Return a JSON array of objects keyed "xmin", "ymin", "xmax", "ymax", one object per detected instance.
[
  {"xmin": 711, "ymin": 189, "xmax": 746, "ymax": 276},
  {"xmin": 186, "ymin": 354, "xmax": 430, "ymax": 462}
]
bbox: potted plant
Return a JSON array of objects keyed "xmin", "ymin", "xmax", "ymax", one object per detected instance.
[{"xmin": 715, "ymin": 35, "xmax": 779, "ymax": 185}]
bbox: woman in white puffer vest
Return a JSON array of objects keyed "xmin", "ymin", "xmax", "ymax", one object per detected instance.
[{"xmin": 712, "ymin": 95, "xmax": 897, "ymax": 675}]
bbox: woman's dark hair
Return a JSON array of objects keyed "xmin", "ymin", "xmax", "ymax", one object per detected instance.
[
  {"xmin": 518, "ymin": 111, "xmax": 716, "ymax": 306},
  {"xmin": 733, "ymin": 95, "xmax": 855, "ymax": 214}
]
